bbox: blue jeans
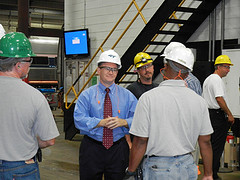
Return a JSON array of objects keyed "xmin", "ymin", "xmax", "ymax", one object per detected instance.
[
  {"xmin": 0, "ymin": 159, "xmax": 40, "ymax": 180},
  {"xmin": 142, "ymin": 153, "xmax": 198, "ymax": 180}
]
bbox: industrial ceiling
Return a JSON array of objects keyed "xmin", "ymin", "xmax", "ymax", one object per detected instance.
[{"xmin": 0, "ymin": 0, "xmax": 64, "ymax": 37}]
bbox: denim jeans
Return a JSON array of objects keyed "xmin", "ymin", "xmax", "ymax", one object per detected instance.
[
  {"xmin": 0, "ymin": 159, "xmax": 40, "ymax": 180},
  {"xmin": 142, "ymin": 153, "xmax": 198, "ymax": 180}
]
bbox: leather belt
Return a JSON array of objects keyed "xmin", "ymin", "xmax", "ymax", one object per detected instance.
[{"xmin": 84, "ymin": 135, "xmax": 124, "ymax": 146}]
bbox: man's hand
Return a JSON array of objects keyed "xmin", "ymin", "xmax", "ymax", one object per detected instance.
[
  {"xmin": 216, "ymin": 96, "xmax": 235, "ymax": 125},
  {"xmin": 95, "ymin": 116, "xmax": 128, "ymax": 129},
  {"xmin": 105, "ymin": 117, "xmax": 128, "ymax": 129},
  {"xmin": 96, "ymin": 117, "xmax": 112, "ymax": 128},
  {"xmin": 228, "ymin": 114, "xmax": 235, "ymax": 125}
]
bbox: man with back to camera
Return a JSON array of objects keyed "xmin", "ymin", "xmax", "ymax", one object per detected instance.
[
  {"xmin": 0, "ymin": 32, "xmax": 59, "ymax": 179},
  {"xmin": 155, "ymin": 42, "xmax": 202, "ymax": 171},
  {"xmin": 126, "ymin": 52, "xmax": 158, "ymax": 100},
  {"xmin": 74, "ymin": 49, "xmax": 138, "ymax": 180},
  {"xmin": 202, "ymin": 55, "xmax": 234, "ymax": 180},
  {"xmin": 124, "ymin": 46, "xmax": 213, "ymax": 180}
]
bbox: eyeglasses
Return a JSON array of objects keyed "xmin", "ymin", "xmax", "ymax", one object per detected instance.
[
  {"xmin": 221, "ymin": 65, "xmax": 230, "ymax": 69},
  {"xmin": 21, "ymin": 58, "xmax": 33, "ymax": 64},
  {"xmin": 99, "ymin": 66, "xmax": 118, "ymax": 73},
  {"xmin": 138, "ymin": 63, "xmax": 153, "ymax": 70}
]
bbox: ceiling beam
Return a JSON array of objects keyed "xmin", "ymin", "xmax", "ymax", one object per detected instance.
[
  {"xmin": 29, "ymin": 27, "xmax": 63, "ymax": 38},
  {"xmin": 30, "ymin": 0, "xmax": 63, "ymax": 11},
  {"xmin": 0, "ymin": 0, "xmax": 63, "ymax": 11}
]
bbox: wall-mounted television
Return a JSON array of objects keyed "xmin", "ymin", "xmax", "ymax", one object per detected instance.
[{"xmin": 64, "ymin": 29, "xmax": 90, "ymax": 58}]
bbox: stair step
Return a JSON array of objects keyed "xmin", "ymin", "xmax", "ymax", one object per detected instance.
[
  {"xmin": 145, "ymin": 52, "xmax": 161, "ymax": 56},
  {"xmin": 166, "ymin": 19, "xmax": 196, "ymax": 25},
  {"xmin": 157, "ymin": 30, "xmax": 189, "ymax": 36},
  {"xmin": 176, "ymin": 7, "xmax": 198, "ymax": 13},
  {"xmin": 176, "ymin": 7, "xmax": 209, "ymax": 14},
  {"xmin": 148, "ymin": 41, "xmax": 168, "ymax": 45}
]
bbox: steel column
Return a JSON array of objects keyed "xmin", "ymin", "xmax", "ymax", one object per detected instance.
[{"xmin": 17, "ymin": 0, "xmax": 29, "ymax": 37}]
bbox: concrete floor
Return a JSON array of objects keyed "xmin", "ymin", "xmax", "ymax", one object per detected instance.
[
  {"xmin": 38, "ymin": 109, "xmax": 240, "ymax": 180},
  {"xmin": 39, "ymin": 110, "xmax": 80, "ymax": 180}
]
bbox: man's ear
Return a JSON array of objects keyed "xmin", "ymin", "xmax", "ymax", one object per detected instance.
[
  {"xmin": 16, "ymin": 62, "xmax": 21, "ymax": 69},
  {"xmin": 97, "ymin": 67, "xmax": 100, "ymax": 75}
]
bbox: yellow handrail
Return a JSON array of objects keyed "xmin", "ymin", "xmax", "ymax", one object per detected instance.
[
  {"xmin": 119, "ymin": 0, "xmax": 187, "ymax": 81},
  {"xmin": 65, "ymin": 0, "xmax": 150, "ymax": 109}
]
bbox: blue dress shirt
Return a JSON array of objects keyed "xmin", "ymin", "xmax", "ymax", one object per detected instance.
[
  {"xmin": 185, "ymin": 72, "xmax": 202, "ymax": 96},
  {"xmin": 74, "ymin": 82, "xmax": 137, "ymax": 142}
]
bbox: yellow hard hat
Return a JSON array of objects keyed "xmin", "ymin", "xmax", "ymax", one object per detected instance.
[
  {"xmin": 214, "ymin": 55, "xmax": 233, "ymax": 66},
  {"xmin": 134, "ymin": 52, "xmax": 153, "ymax": 68}
]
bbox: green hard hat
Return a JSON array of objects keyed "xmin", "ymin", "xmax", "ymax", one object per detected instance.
[{"xmin": 0, "ymin": 32, "xmax": 36, "ymax": 58}]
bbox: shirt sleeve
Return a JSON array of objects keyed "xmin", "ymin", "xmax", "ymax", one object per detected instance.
[
  {"xmin": 129, "ymin": 95, "xmax": 150, "ymax": 137},
  {"xmin": 74, "ymin": 90, "xmax": 102, "ymax": 135},
  {"xmin": 199, "ymin": 100, "xmax": 214, "ymax": 135},
  {"xmin": 212, "ymin": 76, "xmax": 224, "ymax": 98},
  {"xmin": 33, "ymin": 98, "xmax": 60, "ymax": 140},
  {"xmin": 122, "ymin": 91, "xmax": 138, "ymax": 133}
]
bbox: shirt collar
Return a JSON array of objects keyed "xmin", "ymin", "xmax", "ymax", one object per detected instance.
[
  {"xmin": 98, "ymin": 82, "xmax": 116, "ymax": 94},
  {"xmin": 160, "ymin": 79, "xmax": 186, "ymax": 87}
]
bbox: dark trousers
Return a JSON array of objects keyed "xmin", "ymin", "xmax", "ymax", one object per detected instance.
[
  {"xmin": 209, "ymin": 109, "xmax": 230, "ymax": 178},
  {"xmin": 79, "ymin": 135, "xmax": 129, "ymax": 180}
]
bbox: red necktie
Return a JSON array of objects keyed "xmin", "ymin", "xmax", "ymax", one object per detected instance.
[{"xmin": 102, "ymin": 88, "xmax": 113, "ymax": 149}]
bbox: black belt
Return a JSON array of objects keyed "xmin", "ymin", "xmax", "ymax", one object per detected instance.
[
  {"xmin": 209, "ymin": 108, "xmax": 224, "ymax": 113},
  {"xmin": 144, "ymin": 153, "xmax": 191, "ymax": 158},
  {"xmin": 209, "ymin": 109, "xmax": 227, "ymax": 117},
  {"xmin": 84, "ymin": 135, "xmax": 124, "ymax": 146}
]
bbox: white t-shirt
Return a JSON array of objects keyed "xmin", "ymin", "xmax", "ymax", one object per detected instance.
[
  {"xmin": 202, "ymin": 74, "xmax": 226, "ymax": 109},
  {"xmin": 0, "ymin": 76, "xmax": 59, "ymax": 161},
  {"xmin": 130, "ymin": 80, "xmax": 213, "ymax": 156}
]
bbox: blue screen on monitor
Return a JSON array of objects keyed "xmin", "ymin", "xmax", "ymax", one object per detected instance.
[{"xmin": 64, "ymin": 29, "xmax": 90, "ymax": 57}]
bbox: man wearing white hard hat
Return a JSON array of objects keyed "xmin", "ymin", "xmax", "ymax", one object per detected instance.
[
  {"xmin": 74, "ymin": 49, "xmax": 137, "ymax": 180},
  {"xmin": 156, "ymin": 42, "xmax": 203, "ymax": 171},
  {"xmin": 125, "ymin": 46, "xmax": 213, "ymax": 180}
]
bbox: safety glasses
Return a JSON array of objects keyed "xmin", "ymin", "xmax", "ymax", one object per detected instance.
[
  {"xmin": 99, "ymin": 66, "xmax": 118, "ymax": 73},
  {"xmin": 220, "ymin": 65, "xmax": 230, "ymax": 69},
  {"xmin": 138, "ymin": 63, "xmax": 153, "ymax": 70},
  {"xmin": 21, "ymin": 58, "xmax": 33, "ymax": 64}
]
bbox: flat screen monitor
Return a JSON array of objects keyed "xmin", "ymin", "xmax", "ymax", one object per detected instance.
[{"xmin": 64, "ymin": 29, "xmax": 90, "ymax": 58}]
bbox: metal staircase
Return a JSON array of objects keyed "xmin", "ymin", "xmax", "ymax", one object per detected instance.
[
  {"xmin": 64, "ymin": 0, "xmax": 223, "ymax": 140},
  {"xmin": 116, "ymin": 0, "xmax": 222, "ymax": 83}
]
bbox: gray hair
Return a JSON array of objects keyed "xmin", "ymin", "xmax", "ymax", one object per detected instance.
[
  {"xmin": 214, "ymin": 64, "xmax": 220, "ymax": 70},
  {"xmin": 167, "ymin": 59, "xmax": 190, "ymax": 74},
  {"xmin": 0, "ymin": 56, "xmax": 24, "ymax": 72}
]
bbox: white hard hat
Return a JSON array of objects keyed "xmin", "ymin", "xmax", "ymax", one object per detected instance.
[
  {"xmin": 165, "ymin": 46, "xmax": 194, "ymax": 71},
  {"xmin": 0, "ymin": 24, "xmax": 6, "ymax": 39},
  {"xmin": 161, "ymin": 42, "xmax": 186, "ymax": 57},
  {"xmin": 97, "ymin": 49, "xmax": 122, "ymax": 69}
]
